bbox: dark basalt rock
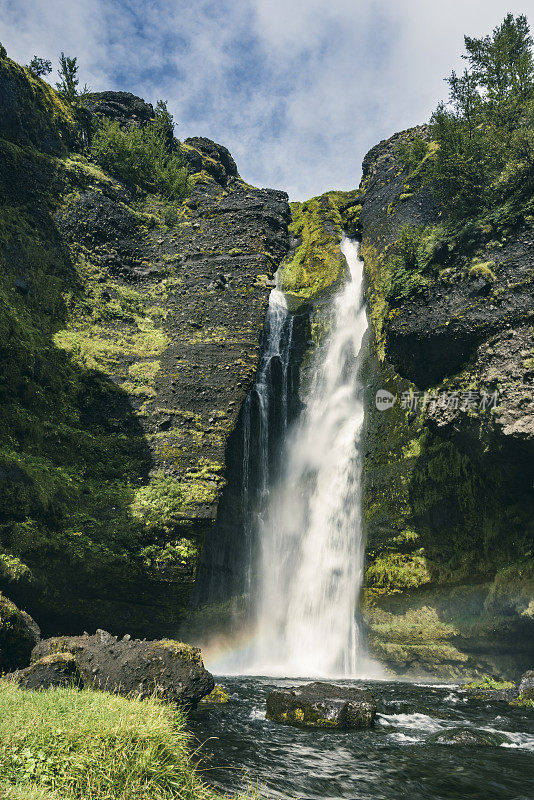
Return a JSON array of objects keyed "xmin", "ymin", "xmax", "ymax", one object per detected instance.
[
  {"xmin": 83, "ymin": 91, "xmax": 156, "ymax": 129},
  {"xmin": 183, "ymin": 137, "xmax": 239, "ymax": 185},
  {"xmin": 26, "ymin": 629, "xmax": 214, "ymax": 708},
  {"xmin": 429, "ymin": 727, "xmax": 509, "ymax": 746},
  {"xmin": 266, "ymin": 682, "xmax": 377, "ymax": 729},
  {"xmin": 8, "ymin": 652, "xmax": 84, "ymax": 690}
]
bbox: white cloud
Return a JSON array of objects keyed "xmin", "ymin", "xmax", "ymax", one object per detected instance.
[{"xmin": 0, "ymin": 0, "xmax": 529, "ymax": 198}]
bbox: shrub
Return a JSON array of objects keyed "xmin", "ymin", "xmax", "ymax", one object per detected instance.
[
  {"xmin": 428, "ymin": 14, "xmax": 534, "ymax": 221},
  {"xmin": 90, "ymin": 115, "xmax": 188, "ymax": 200},
  {"xmin": 27, "ymin": 57, "xmax": 52, "ymax": 78},
  {"xmin": 397, "ymin": 136, "xmax": 429, "ymax": 174},
  {"xmin": 55, "ymin": 53, "xmax": 78, "ymax": 102}
]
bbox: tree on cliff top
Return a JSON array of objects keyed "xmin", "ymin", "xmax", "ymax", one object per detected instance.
[
  {"xmin": 56, "ymin": 52, "xmax": 79, "ymax": 102},
  {"xmin": 429, "ymin": 13, "xmax": 534, "ymax": 220}
]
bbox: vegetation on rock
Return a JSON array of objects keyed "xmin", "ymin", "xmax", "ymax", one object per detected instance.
[{"xmin": 89, "ymin": 103, "xmax": 189, "ymax": 199}]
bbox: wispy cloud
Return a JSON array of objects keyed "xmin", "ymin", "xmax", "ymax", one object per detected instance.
[{"xmin": 0, "ymin": 0, "xmax": 528, "ymax": 198}]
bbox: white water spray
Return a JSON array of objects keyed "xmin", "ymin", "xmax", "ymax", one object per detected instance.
[{"xmin": 249, "ymin": 237, "xmax": 372, "ymax": 677}]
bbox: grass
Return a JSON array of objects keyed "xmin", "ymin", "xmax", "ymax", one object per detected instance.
[{"xmin": 0, "ymin": 681, "xmax": 256, "ymax": 800}]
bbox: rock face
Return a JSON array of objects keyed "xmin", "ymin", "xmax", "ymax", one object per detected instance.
[
  {"xmin": 0, "ymin": 55, "xmax": 290, "ymax": 637},
  {"xmin": 266, "ymin": 682, "xmax": 377, "ymax": 729},
  {"xmin": 354, "ymin": 126, "xmax": 534, "ymax": 678},
  {"xmin": 8, "ymin": 652, "xmax": 84, "ymax": 690},
  {"xmin": 8, "ymin": 629, "xmax": 214, "ymax": 708},
  {"xmin": 0, "ymin": 594, "xmax": 40, "ymax": 671}
]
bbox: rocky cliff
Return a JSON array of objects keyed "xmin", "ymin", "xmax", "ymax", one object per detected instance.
[
  {"xmin": 0, "ymin": 54, "xmax": 290, "ymax": 637},
  {"xmin": 357, "ymin": 127, "xmax": 534, "ymax": 678}
]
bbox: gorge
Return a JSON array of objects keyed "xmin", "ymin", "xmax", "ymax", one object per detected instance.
[
  {"xmin": 0, "ymin": 48, "xmax": 533, "ymax": 683},
  {"xmin": 0, "ymin": 17, "xmax": 533, "ymax": 798}
]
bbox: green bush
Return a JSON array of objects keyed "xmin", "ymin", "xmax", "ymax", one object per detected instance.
[
  {"xmin": 397, "ymin": 136, "xmax": 429, "ymax": 174},
  {"xmin": 386, "ymin": 225, "xmax": 439, "ymax": 303},
  {"xmin": 90, "ymin": 112, "xmax": 188, "ymax": 200},
  {"xmin": 0, "ymin": 681, "xmax": 250, "ymax": 800}
]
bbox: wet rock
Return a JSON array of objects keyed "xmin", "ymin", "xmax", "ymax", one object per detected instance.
[
  {"xmin": 266, "ymin": 682, "xmax": 377, "ymax": 729},
  {"xmin": 0, "ymin": 594, "xmax": 40, "ymax": 671},
  {"xmin": 199, "ymin": 684, "xmax": 231, "ymax": 705},
  {"xmin": 30, "ymin": 630, "xmax": 214, "ymax": 708},
  {"xmin": 7, "ymin": 652, "xmax": 84, "ymax": 690},
  {"xmin": 461, "ymin": 678, "xmax": 518, "ymax": 702},
  {"xmin": 517, "ymin": 670, "xmax": 534, "ymax": 700},
  {"xmin": 429, "ymin": 727, "xmax": 509, "ymax": 746}
]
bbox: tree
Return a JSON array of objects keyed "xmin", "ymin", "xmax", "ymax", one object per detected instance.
[
  {"xmin": 446, "ymin": 68, "xmax": 480, "ymax": 135},
  {"xmin": 27, "ymin": 56, "xmax": 52, "ymax": 77},
  {"xmin": 463, "ymin": 13, "xmax": 534, "ymax": 119},
  {"xmin": 56, "ymin": 52, "xmax": 79, "ymax": 102}
]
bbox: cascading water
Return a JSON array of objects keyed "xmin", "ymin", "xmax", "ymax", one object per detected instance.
[
  {"xmin": 240, "ymin": 288, "xmax": 294, "ymax": 596},
  {"xmin": 249, "ymin": 236, "xmax": 370, "ymax": 677}
]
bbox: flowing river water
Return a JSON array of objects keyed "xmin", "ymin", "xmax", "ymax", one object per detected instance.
[{"xmin": 191, "ymin": 677, "xmax": 534, "ymax": 800}]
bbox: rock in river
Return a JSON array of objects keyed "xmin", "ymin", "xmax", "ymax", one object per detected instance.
[
  {"xmin": 266, "ymin": 682, "xmax": 376, "ymax": 729},
  {"xmin": 429, "ymin": 727, "xmax": 510, "ymax": 747}
]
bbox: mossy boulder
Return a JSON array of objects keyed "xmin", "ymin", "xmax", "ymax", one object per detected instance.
[
  {"xmin": 461, "ymin": 675, "xmax": 517, "ymax": 701},
  {"xmin": 31, "ymin": 629, "xmax": 214, "ymax": 708},
  {"xmin": 0, "ymin": 593, "xmax": 40, "ymax": 672},
  {"xmin": 199, "ymin": 684, "xmax": 231, "ymax": 704},
  {"xmin": 429, "ymin": 727, "xmax": 510, "ymax": 746},
  {"xmin": 266, "ymin": 682, "xmax": 376, "ymax": 730}
]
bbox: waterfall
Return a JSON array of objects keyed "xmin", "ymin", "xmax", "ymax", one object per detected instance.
[
  {"xmin": 204, "ymin": 236, "xmax": 376, "ymax": 678},
  {"xmin": 240, "ymin": 286, "xmax": 294, "ymax": 598},
  {"xmin": 249, "ymin": 236, "xmax": 369, "ymax": 677}
]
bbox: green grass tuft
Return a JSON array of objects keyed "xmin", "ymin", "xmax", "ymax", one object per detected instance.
[{"xmin": 0, "ymin": 681, "xmax": 254, "ymax": 800}]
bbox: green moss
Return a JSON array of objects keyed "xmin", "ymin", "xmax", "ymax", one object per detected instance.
[
  {"xmin": 468, "ymin": 261, "xmax": 496, "ymax": 281},
  {"xmin": 278, "ymin": 194, "xmax": 346, "ymax": 309},
  {"xmin": 150, "ymin": 639, "xmax": 202, "ymax": 666},
  {"xmin": 462, "ymin": 675, "xmax": 514, "ymax": 691},
  {"xmin": 131, "ymin": 472, "xmax": 220, "ymax": 534},
  {"xmin": 510, "ymin": 696, "xmax": 534, "ymax": 708},
  {"xmin": 366, "ymin": 552, "xmax": 431, "ymax": 590},
  {"xmin": 200, "ymin": 685, "xmax": 231, "ymax": 704}
]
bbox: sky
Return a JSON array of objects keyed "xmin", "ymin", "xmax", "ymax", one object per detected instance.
[{"xmin": 1, "ymin": 1, "xmax": 531, "ymax": 199}]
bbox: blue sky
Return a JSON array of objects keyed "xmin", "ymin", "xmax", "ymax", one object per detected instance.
[{"xmin": 1, "ymin": 0, "xmax": 530, "ymax": 199}]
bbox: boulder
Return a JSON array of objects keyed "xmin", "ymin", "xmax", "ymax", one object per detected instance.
[
  {"xmin": 8, "ymin": 652, "xmax": 84, "ymax": 689},
  {"xmin": 518, "ymin": 670, "xmax": 534, "ymax": 700},
  {"xmin": 429, "ymin": 727, "xmax": 509, "ymax": 746},
  {"xmin": 199, "ymin": 684, "xmax": 230, "ymax": 705},
  {"xmin": 26, "ymin": 629, "xmax": 214, "ymax": 708},
  {"xmin": 0, "ymin": 593, "xmax": 40, "ymax": 671},
  {"xmin": 266, "ymin": 682, "xmax": 376, "ymax": 729}
]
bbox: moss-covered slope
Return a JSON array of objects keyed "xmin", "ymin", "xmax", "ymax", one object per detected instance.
[{"xmin": 0, "ymin": 54, "xmax": 290, "ymax": 637}]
